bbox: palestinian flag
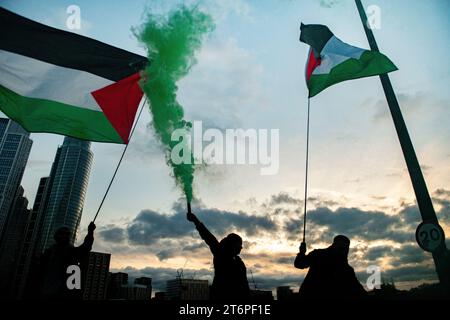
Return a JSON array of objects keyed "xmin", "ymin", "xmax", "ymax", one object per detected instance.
[
  {"xmin": 300, "ymin": 23, "xmax": 397, "ymax": 97},
  {"xmin": 0, "ymin": 8, "xmax": 148, "ymax": 144}
]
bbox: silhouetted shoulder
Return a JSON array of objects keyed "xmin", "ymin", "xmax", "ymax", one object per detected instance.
[{"xmin": 309, "ymin": 248, "xmax": 328, "ymax": 260}]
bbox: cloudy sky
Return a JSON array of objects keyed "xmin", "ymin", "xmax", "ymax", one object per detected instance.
[{"xmin": 2, "ymin": 0, "xmax": 449, "ymax": 294}]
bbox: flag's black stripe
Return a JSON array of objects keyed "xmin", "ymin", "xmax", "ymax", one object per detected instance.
[
  {"xmin": 300, "ymin": 23, "xmax": 333, "ymax": 58},
  {"xmin": 0, "ymin": 8, "xmax": 148, "ymax": 82}
]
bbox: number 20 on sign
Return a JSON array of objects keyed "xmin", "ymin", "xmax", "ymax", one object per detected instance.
[{"xmin": 415, "ymin": 222, "xmax": 445, "ymax": 252}]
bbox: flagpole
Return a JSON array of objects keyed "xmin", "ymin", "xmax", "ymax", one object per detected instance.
[
  {"xmin": 302, "ymin": 97, "xmax": 311, "ymax": 244},
  {"xmin": 92, "ymin": 96, "xmax": 147, "ymax": 222},
  {"xmin": 355, "ymin": 0, "xmax": 449, "ymax": 285}
]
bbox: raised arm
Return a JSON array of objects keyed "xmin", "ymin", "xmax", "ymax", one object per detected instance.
[
  {"xmin": 187, "ymin": 212, "xmax": 220, "ymax": 254},
  {"xmin": 75, "ymin": 222, "xmax": 95, "ymax": 256},
  {"xmin": 294, "ymin": 242, "xmax": 312, "ymax": 269}
]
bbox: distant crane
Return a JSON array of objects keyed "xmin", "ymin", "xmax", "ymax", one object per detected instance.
[{"xmin": 250, "ymin": 270, "xmax": 257, "ymax": 290}]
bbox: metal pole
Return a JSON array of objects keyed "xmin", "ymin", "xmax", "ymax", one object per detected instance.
[
  {"xmin": 355, "ymin": 0, "xmax": 449, "ymax": 285},
  {"xmin": 302, "ymin": 98, "xmax": 311, "ymax": 244},
  {"xmin": 93, "ymin": 96, "xmax": 147, "ymax": 222}
]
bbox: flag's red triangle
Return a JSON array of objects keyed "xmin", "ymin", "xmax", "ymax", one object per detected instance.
[
  {"xmin": 305, "ymin": 48, "xmax": 321, "ymax": 83},
  {"xmin": 91, "ymin": 73, "xmax": 143, "ymax": 144}
]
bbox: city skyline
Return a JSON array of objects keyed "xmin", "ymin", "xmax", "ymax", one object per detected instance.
[
  {"xmin": 0, "ymin": 118, "xmax": 97, "ymax": 299},
  {"xmin": 0, "ymin": 0, "xmax": 449, "ymax": 294}
]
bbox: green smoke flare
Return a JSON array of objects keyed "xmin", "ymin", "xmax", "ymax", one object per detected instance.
[{"xmin": 136, "ymin": 6, "xmax": 214, "ymax": 202}]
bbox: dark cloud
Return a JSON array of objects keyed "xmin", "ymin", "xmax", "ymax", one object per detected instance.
[
  {"xmin": 269, "ymin": 193, "xmax": 338, "ymax": 208},
  {"xmin": 309, "ymin": 207, "xmax": 397, "ymax": 237},
  {"xmin": 397, "ymin": 205, "xmax": 421, "ymax": 225},
  {"xmin": 285, "ymin": 206, "xmax": 414, "ymax": 244},
  {"xmin": 284, "ymin": 206, "xmax": 426, "ymax": 243},
  {"xmin": 396, "ymin": 189, "xmax": 450, "ymax": 225},
  {"xmin": 270, "ymin": 192, "xmax": 301, "ymax": 206},
  {"xmin": 275, "ymin": 257, "xmax": 294, "ymax": 265},
  {"xmin": 182, "ymin": 242, "xmax": 206, "ymax": 253},
  {"xmin": 390, "ymin": 244, "xmax": 431, "ymax": 267},
  {"xmin": 364, "ymin": 243, "xmax": 430, "ymax": 268},
  {"xmin": 364, "ymin": 245, "xmax": 393, "ymax": 262},
  {"xmin": 308, "ymin": 197, "xmax": 339, "ymax": 208},
  {"xmin": 284, "ymin": 217, "xmax": 303, "ymax": 238},
  {"xmin": 171, "ymin": 199, "xmax": 276, "ymax": 236},
  {"xmin": 433, "ymin": 189, "xmax": 450, "ymax": 224},
  {"xmin": 271, "ymin": 207, "xmax": 293, "ymax": 217},
  {"xmin": 98, "ymin": 226, "xmax": 126, "ymax": 243},
  {"xmin": 381, "ymin": 265, "xmax": 437, "ymax": 283},
  {"xmin": 156, "ymin": 248, "xmax": 178, "ymax": 261},
  {"xmin": 100, "ymin": 202, "xmax": 277, "ymax": 250},
  {"xmin": 127, "ymin": 210, "xmax": 193, "ymax": 245},
  {"xmin": 195, "ymin": 208, "xmax": 276, "ymax": 236}
]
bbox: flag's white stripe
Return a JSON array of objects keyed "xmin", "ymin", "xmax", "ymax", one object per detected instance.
[
  {"xmin": 0, "ymin": 49, "xmax": 113, "ymax": 112},
  {"xmin": 312, "ymin": 36, "xmax": 366, "ymax": 75}
]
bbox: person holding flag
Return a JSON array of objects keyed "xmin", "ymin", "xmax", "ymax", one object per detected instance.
[{"xmin": 187, "ymin": 210, "xmax": 250, "ymax": 300}]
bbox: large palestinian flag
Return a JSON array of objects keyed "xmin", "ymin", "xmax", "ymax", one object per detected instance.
[
  {"xmin": 300, "ymin": 23, "xmax": 397, "ymax": 97},
  {"xmin": 0, "ymin": 8, "xmax": 148, "ymax": 144}
]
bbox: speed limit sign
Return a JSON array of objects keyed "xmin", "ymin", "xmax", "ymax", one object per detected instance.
[{"xmin": 415, "ymin": 222, "xmax": 445, "ymax": 252}]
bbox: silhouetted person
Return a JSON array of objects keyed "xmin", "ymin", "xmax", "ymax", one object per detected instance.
[
  {"xmin": 187, "ymin": 211, "xmax": 250, "ymax": 300},
  {"xmin": 294, "ymin": 235, "xmax": 367, "ymax": 298},
  {"xmin": 31, "ymin": 222, "xmax": 96, "ymax": 300}
]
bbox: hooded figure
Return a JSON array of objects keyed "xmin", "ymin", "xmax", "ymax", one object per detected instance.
[
  {"xmin": 187, "ymin": 211, "xmax": 250, "ymax": 300},
  {"xmin": 294, "ymin": 235, "xmax": 367, "ymax": 298},
  {"xmin": 32, "ymin": 222, "xmax": 96, "ymax": 300}
]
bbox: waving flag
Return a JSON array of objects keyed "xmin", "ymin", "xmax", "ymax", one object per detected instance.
[
  {"xmin": 300, "ymin": 23, "xmax": 397, "ymax": 97},
  {"xmin": 0, "ymin": 8, "xmax": 148, "ymax": 144}
]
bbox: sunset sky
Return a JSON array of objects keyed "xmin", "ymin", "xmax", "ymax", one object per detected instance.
[{"xmin": 2, "ymin": 0, "xmax": 449, "ymax": 294}]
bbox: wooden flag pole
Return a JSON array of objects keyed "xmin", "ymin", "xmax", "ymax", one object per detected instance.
[{"xmin": 355, "ymin": 0, "xmax": 449, "ymax": 285}]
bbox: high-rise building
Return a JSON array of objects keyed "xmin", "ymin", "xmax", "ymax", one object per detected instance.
[
  {"xmin": 38, "ymin": 137, "xmax": 93, "ymax": 252},
  {"xmin": 276, "ymin": 286, "xmax": 295, "ymax": 301},
  {"xmin": 250, "ymin": 289, "xmax": 274, "ymax": 301},
  {"xmin": 166, "ymin": 278, "xmax": 210, "ymax": 300},
  {"xmin": 130, "ymin": 284, "xmax": 150, "ymax": 300},
  {"xmin": 0, "ymin": 186, "xmax": 30, "ymax": 298},
  {"xmin": 107, "ymin": 272, "xmax": 129, "ymax": 300},
  {"xmin": 135, "ymin": 277, "xmax": 152, "ymax": 288},
  {"xmin": 0, "ymin": 118, "xmax": 32, "ymax": 238},
  {"xmin": 106, "ymin": 273, "xmax": 152, "ymax": 300},
  {"xmin": 134, "ymin": 277, "xmax": 152, "ymax": 300},
  {"xmin": 13, "ymin": 177, "xmax": 52, "ymax": 299},
  {"xmin": 15, "ymin": 136, "xmax": 84, "ymax": 297},
  {"xmin": 83, "ymin": 251, "xmax": 111, "ymax": 300}
]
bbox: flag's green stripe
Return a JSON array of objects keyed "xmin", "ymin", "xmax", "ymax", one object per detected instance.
[
  {"xmin": 0, "ymin": 85, "xmax": 124, "ymax": 143},
  {"xmin": 308, "ymin": 50, "xmax": 398, "ymax": 97}
]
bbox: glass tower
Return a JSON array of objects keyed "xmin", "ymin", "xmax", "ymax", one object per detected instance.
[
  {"xmin": 38, "ymin": 137, "xmax": 93, "ymax": 252},
  {"xmin": 0, "ymin": 118, "xmax": 32, "ymax": 239}
]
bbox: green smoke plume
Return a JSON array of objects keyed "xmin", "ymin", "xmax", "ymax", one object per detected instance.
[{"xmin": 136, "ymin": 6, "xmax": 214, "ymax": 202}]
